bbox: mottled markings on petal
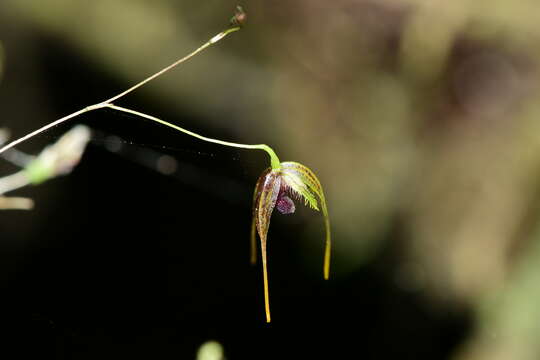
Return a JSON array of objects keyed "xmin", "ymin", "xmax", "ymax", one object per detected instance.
[
  {"xmin": 254, "ymin": 169, "xmax": 281, "ymax": 323},
  {"xmin": 280, "ymin": 162, "xmax": 323, "ymax": 210},
  {"xmin": 250, "ymin": 168, "xmax": 271, "ymax": 265},
  {"xmin": 281, "ymin": 172, "xmax": 318, "ymax": 210},
  {"xmin": 282, "ymin": 162, "xmax": 324, "ymax": 200},
  {"xmin": 256, "ymin": 170, "xmax": 281, "ymax": 240}
]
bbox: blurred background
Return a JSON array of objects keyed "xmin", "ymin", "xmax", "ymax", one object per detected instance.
[{"xmin": 2, "ymin": 0, "xmax": 540, "ymax": 359}]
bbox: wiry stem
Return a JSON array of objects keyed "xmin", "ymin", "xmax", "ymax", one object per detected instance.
[
  {"xmin": 105, "ymin": 104, "xmax": 281, "ymax": 168},
  {"xmin": 0, "ymin": 108, "xmax": 91, "ymax": 155},
  {"xmin": 0, "ymin": 26, "xmax": 240, "ymax": 155},
  {"xmin": 104, "ymin": 27, "xmax": 240, "ymax": 104}
]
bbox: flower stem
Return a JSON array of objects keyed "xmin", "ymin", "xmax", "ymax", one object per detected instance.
[
  {"xmin": 105, "ymin": 104, "xmax": 281, "ymax": 168},
  {"xmin": 0, "ymin": 26, "xmax": 240, "ymax": 155},
  {"xmin": 104, "ymin": 27, "xmax": 240, "ymax": 104}
]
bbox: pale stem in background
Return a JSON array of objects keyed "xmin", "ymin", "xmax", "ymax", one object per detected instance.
[
  {"xmin": 0, "ymin": 196, "xmax": 33, "ymax": 210},
  {"xmin": 0, "ymin": 171, "xmax": 29, "ymax": 195}
]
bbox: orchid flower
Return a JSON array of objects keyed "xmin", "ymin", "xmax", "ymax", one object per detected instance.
[
  {"xmin": 96, "ymin": 105, "xmax": 331, "ymax": 323},
  {"xmin": 0, "ymin": 6, "xmax": 331, "ymax": 322},
  {"xmin": 251, "ymin": 161, "xmax": 331, "ymax": 322}
]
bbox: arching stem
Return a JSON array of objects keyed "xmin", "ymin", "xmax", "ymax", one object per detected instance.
[
  {"xmin": 105, "ymin": 104, "xmax": 281, "ymax": 168},
  {"xmin": 0, "ymin": 26, "xmax": 241, "ymax": 155},
  {"xmin": 104, "ymin": 27, "xmax": 240, "ymax": 104}
]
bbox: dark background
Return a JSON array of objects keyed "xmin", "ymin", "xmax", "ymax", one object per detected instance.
[
  {"xmin": 2, "ymin": 1, "xmax": 540, "ymax": 359},
  {"xmin": 1, "ymin": 36, "xmax": 467, "ymax": 359}
]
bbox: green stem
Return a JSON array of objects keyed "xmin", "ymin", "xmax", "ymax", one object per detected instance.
[{"xmin": 105, "ymin": 104, "xmax": 281, "ymax": 169}]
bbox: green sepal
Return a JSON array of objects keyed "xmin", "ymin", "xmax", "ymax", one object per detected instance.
[{"xmin": 281, "ymin": 161, "xmax": 331, "ymax": 280}]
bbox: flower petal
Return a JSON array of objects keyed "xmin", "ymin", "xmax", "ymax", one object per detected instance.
[
  {"xmin": 256, "ymin": 170, "xmax": 281, "ymax": 243},
  {"xmin": 280, "ymin": 163, "xmax": 319, "ymax": 211},
  {"xmin": 250, "ymin": 168, "xmax": 271, "ymax": 265},
  {"xmin": 254, "ymin": 169, "xmax": 281, "ymax": 322},
  {"xmin": 281, "ymin": 162, "xmax": 332, "ymax": 280}
]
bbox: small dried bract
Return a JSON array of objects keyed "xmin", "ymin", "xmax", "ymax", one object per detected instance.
[{"xmin": 230, "ymin": 6, "xmax": 247, "ymax": 27}]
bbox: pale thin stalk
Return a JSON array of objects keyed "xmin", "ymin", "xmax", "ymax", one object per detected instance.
[
  {"xmin": 0, "ymin": 27, "xmax": 240, "ymax": 155},
  {"xmin": 105, "ymin": 104, "xmax": 281, "ymax": 167},
  {"xmin": 104, "ymin": 27, "xmax": 240, "ymax": 104},
  {"xmin": 0, "ymin": 196, "xmax": 34, "ymax": 210},
  {"xmin": 0, "ymin": 108, "xmax": 92, "ymax": 154},
  {"xmin": 0, "ymin": 170, "xmax": 30, "ymax": 195},
  {"xmin": 1, "ymin": 147, "xmax": 36, "ymax": 168}
]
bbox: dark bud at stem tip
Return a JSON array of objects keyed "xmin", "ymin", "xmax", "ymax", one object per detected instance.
[{"xmin": 230, "ymin": 5, "xmax": 247, "ymax": 27}]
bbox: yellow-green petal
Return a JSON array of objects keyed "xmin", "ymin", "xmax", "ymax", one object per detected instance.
[
  {"xmin": 281, "ymin": 161, "xmax": 332, "ymax": 280},
  {"xmin": 280, "ymin": 170, "xmax": 319, "ymax": 210}
]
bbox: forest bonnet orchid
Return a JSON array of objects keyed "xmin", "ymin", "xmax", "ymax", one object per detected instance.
[
  {"xmin": 251, "ymin": 160, "xmax": 331, "ymax": 323},
  {"xmin": 0, "ymin": 6, "xmax": 331, "ymax": 324}
]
